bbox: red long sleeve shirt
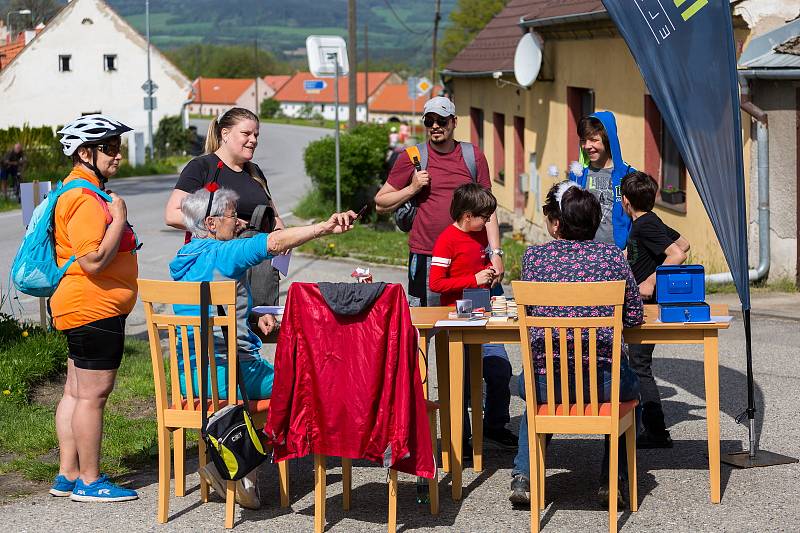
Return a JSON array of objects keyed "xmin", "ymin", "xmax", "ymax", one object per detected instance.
[{"xmin": 429, "ymin": 224, "xmax": 491, "ymax": 306}]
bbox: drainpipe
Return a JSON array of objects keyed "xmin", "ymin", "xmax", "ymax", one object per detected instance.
[{"xmin": 706, "ymin": 72, "xmax": 770, "ymax": 284}]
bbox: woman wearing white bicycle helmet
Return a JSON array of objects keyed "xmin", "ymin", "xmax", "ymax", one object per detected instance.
[{"xmin": 49, "ymin": 114, "xmax": 140, "ymax": 503}]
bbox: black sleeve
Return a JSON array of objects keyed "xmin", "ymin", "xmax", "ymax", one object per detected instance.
[
  {"xmin": 664, "ymin": 223, "xmax": 680, "ymax": 242},
  {"xmin": 638, "ymin": 217, "xmax": 677, "ymax": 257},
  {"xmin": 174, "ymin": 157, "xmax": 209, "ymax": 193}
]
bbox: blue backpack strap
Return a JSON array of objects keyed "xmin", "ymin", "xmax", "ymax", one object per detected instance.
[
  {"xmin": 59, "ymin": 178, "xmax": 112, "ymax": 202},
  {"xmin": 459, "ymin": 142, "xmax": 477, "ymax": 182},
  {"xmin": 416, "ymin": 143, "xmax": 428, "ymax": 170}
]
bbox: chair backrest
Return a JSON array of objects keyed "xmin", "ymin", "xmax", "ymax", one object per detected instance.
[
  {"xmin": 139, "ymin": 279, "xmax": 238, "ymax": 424},
  {"xmin": 511, "ymin": 280, "xmax": 626, "ymax": 419}
]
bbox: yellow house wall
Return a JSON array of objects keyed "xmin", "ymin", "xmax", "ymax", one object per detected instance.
[{"xmin": 452, "ymin": 34, "xmax": 753, "ymax": 275}]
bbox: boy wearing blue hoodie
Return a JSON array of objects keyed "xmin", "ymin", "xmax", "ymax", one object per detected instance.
[{"xmin": 568, "ymin": 111, "xmax": 633, "ymax": 249}]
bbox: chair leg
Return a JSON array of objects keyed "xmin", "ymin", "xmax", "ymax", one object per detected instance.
[
  {"xmin": 156, "ymin": 425, "xmax": 171, "ymax": 523},
  {"xmin": 434, "ymin": 334, "xmax": 451, "ymax": 473},
  {"xmin": 626, "ymin": 425, "xmax": 638, "ymax": 512},
  {"xmin": 388, "ymin": 469, "xmax": 398, "ymax": 533},
  {"xmin": 427, "ymin": 410, "xmax": 439, "ymax": 516},
  {"xmin": 342, "ymin": 457, "xmax": 352, "ymax": 511},
  {"xmin": 278, "ymin": 459, "xmax": 290, "ymax": 508},
  {"xmin": 468, "ymin": 344, "xmax": 483, "ymax": 472},
  {"xmin": 530, "ymin": 431, "xmax": 540, "ymax": 533},
  {"xmin": 224, "ymin": 480, "xmax": 236, "ymax": 529},
  {"xmin": 314, "ymin": 454, "xmax": 326, "ymax": 533},
  {"xmin": 608, "ymin": 433, "xmax": 619, "ymax": 533},
  {"xmin": 174, "ymin": 427, "xmax": 186, "ymax": 497},
  {"xmin": 536, "ymin": 434, "xmax": 546, "ymax": 509},
  {"xmin": 198, "ymin": 437, "xmax": 209, "ymax": 503}
]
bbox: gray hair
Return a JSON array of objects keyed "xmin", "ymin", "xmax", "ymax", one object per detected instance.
[{"xmin": 181, "ymin": 187, "xmax": 239, "ymax": 238}]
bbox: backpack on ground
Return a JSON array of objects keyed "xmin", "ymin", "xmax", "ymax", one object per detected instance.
[
  {"xmin": 394, "ymin": 142, "xmax": 477, "ymax": 232},
  {"xmin": 11, "ymin": 178, "xmax": 111, "ymax": 297}
]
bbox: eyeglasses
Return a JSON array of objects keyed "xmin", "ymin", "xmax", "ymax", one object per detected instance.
[
  {"xmin": 93, "ymin": 143, "xmax": 121, "ymax": 158},
  {"xmin": 423, "ymin": 116, "xmax": 451, "ymax": 128},
  {"xmin": 218, "ymin": 212, "xmax": 238, "ymax": 220},
  {"xmin": 475, "ymin": 213, "xmax": 491, "ymax": 221}
]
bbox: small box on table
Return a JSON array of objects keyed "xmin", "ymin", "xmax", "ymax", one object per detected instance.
[{"xmin": 656, "ymin": 264, "xmax": 710, "ymax": 323}]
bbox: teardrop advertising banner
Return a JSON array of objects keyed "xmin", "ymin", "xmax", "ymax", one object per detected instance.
[{"xmin": 602, "ymin": 0, "xmax": 750, "ymax": 310}]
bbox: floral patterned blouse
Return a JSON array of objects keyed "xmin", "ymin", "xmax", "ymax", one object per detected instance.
[{"xmin": 520, "ymin": 239, "xmax": 644, "ymax": 374}]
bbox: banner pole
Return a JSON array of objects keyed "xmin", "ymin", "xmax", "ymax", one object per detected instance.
[{"xmin": 31, "ymin": 180, "xmax": 47, "ymax": 329}]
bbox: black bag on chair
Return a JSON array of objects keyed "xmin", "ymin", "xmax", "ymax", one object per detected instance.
[
  {"xmin": 239, "ymin": 204, "xmax": 280, "ymax": 307},
  {"xmin": 199, "ymin": 281, "xmax": 268, "ymax": 481}
]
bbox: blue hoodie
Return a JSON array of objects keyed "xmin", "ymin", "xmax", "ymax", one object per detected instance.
[
  {"xmin": 168, "ymin": 233, "xmax": 274, "ymax": 365},
  {"xmin": 568, "ymin": 110, "xmax": 633, "ymax": 249}
]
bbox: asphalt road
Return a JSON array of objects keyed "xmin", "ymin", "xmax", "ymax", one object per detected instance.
[{"xmin": 0, "ymin": 121, "xmax": 331, "ymax": 327}]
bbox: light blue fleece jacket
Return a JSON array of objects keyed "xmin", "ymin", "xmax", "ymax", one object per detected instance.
[
  {"xmin": 168, "ymin": 233, "xmax": 274, "ymax": 364},
  {"xmin": 568, "ymin": 110, "xmax": 634, "ymax": 249}
]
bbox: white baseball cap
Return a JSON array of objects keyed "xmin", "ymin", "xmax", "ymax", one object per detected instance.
[{"xmin": 422, "ymin": 96, "xmax": 455, "ymax": 117}]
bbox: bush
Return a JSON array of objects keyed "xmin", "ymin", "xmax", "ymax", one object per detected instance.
[
  {"xmin": 303, "ymin": 123, "xmax": 389, "ymax": 209},
  {"xmin": 153, "ymin": 115, "xmax": 192, "ymax": 158},
  {"xmin": 260, "ymin": 98, "xmax": 281, "ymax": 119},
  {"xmin": 0, "ymin": 124, "xmax": 70, "ymax": 182}
]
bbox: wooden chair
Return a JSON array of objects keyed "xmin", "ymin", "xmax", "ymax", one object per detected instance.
[
  {"xmin": 317, "ymin": 399, "xmax": 439, "ymax": 533},
  {"xmin": 511, "ymin": 280, "xmax": 638, "ymax": 533},
  {"xmin": 139, "ymin": 279, "xmax": 289, "ymax": 528}
]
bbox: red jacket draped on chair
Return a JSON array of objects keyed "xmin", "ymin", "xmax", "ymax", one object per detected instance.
[{"xmin": 264, "ymin": 282, "xmax": 435, "ymax": 478}]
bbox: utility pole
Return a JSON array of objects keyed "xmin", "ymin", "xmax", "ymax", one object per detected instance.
[
  {"xmin": 145, "ymin": 0, "xmax": 153, "ymax": 159},
  {"xmin": 432, "ymin": 0, "xmax": 441, "ymax": 87},
  {"xmin": 254, "ymin": 39, "xmax": 260, "ymax": 116},
  {"xmin": 364, "ymin": 20, "xmax": 369, "ymax": 123},
  {"xmin": 347, "ymin": 0, "xmax": 357, "ymax": 129}
]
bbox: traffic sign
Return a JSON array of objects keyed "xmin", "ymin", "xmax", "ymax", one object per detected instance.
[
  {"xmin": 416, "ymin": 77, "xmax": 432, "ymax": 95},
  {"xmin": 303, "ymin": 79, "xmax": 327, "ymax": 92},
  {"xmin": 143, "ymin": 96, "xmax": 157, "ymax": 111},
  {"xmin": 141, "ymin": 80, "xmax": 158, "ymax": 94},
  {"xmin": 407, "ymin": 77, "xmax": 419, "ymax": 99}
]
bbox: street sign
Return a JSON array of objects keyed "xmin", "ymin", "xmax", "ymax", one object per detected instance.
[
  {"xmin": 141, "ymin": 80, "xmax": 159, "ymax": 94},
  {"xmin": 407, "ymin": 77, "xmax": 419, "ymax": 99},
  {"xmin": 306, "ymin": 35, "xmax": 349, "ymax": 78},
  {"xmin": 303, "ymin": 79, "xmax": 327, "ymax": 92},
  {"xmin": 416, "ymin": 77, "xmax": 432, "ymax": 95},
  {"xmin": 143, "ymin": 96, "xmax": 157, "ymax": 110}
]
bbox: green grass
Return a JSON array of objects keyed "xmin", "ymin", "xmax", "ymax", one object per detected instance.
[
  {"xmin": 0, "ymin": 321, "xmax": 172, "ymax": 481},
  {"xmin": 299, "ymin": 224, "xmax": 409, "ymax": 266},
  {"xmin": 706, "ymin": 276, "xmax": 798, "ymax": 295},
  {"xmin": 0, "ymin": 196, "xmax": 19, "ymax": 212}
]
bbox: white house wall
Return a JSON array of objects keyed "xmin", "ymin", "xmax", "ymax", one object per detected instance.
[
  {"xmin": 279, "ymin": 102, "xmax": 366, "ymax": 122},
  {"xmin": 0, "ymin": 0, "xmax": 191, "ymax": 146}
]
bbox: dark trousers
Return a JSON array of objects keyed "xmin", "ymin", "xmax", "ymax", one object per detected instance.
[
  {"xmin": 463, "ymin": 354, "xmax": 513, "ymax": 440},
  {"xmin": 627, "ymin": 343, "xmax": 667, "ymax": 434}
]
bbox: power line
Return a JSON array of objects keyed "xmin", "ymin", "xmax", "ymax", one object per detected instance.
[{"xmin": 381, "ymin": 0, "xmax": 431, "ymax": 35}]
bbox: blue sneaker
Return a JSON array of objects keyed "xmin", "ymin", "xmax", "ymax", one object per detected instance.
[
  {"xmin": 69, "ymin": 474, "xmax": 138, "ymax": 502},
  {"xmin": 49, "ymin": 474, "xmax": 76, "ymax": 497}
]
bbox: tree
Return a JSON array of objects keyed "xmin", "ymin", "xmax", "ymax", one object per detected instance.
[
  {"xmin": 5, "ymin": 0, "xmax": 60, "ymax": 33},
  {"xmin": 438, "ymin": 0, "xmax": 507, "ymax": 68},
  {"xmin": 165, "ymin": 44, "xmax": 289, "ymax": 79},
  {"xmin": 259, "ymin": 98, "xmax": 280, "ymax": 119},
  {"xmin": 153, "ymin": 115, "xmax": 191, "ymax": 158}
]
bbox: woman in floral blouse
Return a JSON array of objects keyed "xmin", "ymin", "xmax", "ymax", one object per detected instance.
[{"xmin": 509, "ymin": 181, "xmax": 643, "ymax": 508}]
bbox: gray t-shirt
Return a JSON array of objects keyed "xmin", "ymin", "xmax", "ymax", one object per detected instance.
[{"xmin": 585, "ymin": 166, "xmax": 615, "ymax": 245}]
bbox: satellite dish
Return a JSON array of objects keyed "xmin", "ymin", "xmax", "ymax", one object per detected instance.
[{"xmin": 514, "ymin": 33, "xmax": 542, "ymax": 88}]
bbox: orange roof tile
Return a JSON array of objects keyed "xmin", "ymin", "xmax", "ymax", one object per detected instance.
[
  {"xmin": 263, "ymin": 75, "xmax": 290, "ymax": 92},
  {"xmin": 192, "ymin": 77, "xmax": 254, "ymax": 105},
  {"xmin": 274, "ymin": 72, "xmax": 392, "ymax": 103},
  {"xmin": 0, "ymin": 35, "xmax": 26, "ymax": 70},
  {"xmin": 369, "ymin": 83, "xmax": 443, "ymax": 114}
]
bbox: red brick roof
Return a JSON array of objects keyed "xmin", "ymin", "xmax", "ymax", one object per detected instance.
[
  {"xmin": 192, "ymin": 77, "xmax": 253, "ymax": 105},
  {"xmin": 369, "ymin": 83, "xmax": 443, "ymax": 114},
  {"xmin": 0, "ymin": 33, "xmax": 29, "ymax": 70},
  {"xmin": 263, "ymin": 75, "xmax": 290, "ymax": 92},
  {"xmin": 274, "ymin": 72, "xmax": 392, "ymax": 103},
  {"xmin": 444, "ymin": 0, "xmax": 605, "ymax": 76}
]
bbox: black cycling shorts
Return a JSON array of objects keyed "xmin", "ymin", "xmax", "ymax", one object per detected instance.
[{"xmin": 63, "ymin": 315, "xmax": 127, "ymax": 370}]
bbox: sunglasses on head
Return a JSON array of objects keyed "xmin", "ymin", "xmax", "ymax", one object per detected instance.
[
  {"xmin": 423, "ymin": 116, "xmax": 451, "ymax": 128},
  {"xmin": 92, "ymin": 143, "xmax": 121, "ymax": 158}
]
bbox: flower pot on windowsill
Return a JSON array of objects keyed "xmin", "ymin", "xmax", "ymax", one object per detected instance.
[{"xmin": 660, "ymin": 189, "xmax": 686, "ymax": 205}]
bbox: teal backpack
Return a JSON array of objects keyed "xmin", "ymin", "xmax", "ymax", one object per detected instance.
[{"xmin": 11, "ymin": 179, "xmax": 111, "ymax": 297}]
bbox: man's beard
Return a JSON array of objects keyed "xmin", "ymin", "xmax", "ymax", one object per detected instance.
[{"xmin": 429, "ymin": 132, "xmax": 449, "ymax": 145}]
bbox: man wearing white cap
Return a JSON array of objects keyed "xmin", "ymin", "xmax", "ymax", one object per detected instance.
[{"xmin": 375, "ymin": 96, "xmax": 516, "ymax": 451}]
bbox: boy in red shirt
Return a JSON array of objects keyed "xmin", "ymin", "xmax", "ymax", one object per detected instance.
[{"xmin": 429, "ymin": 183, "xmax": 516, "ymax": 448}]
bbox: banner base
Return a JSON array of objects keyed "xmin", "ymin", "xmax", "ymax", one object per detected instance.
[{"xmin": 721, "ymin": 450, "xmax": 798, "ymax": 469}]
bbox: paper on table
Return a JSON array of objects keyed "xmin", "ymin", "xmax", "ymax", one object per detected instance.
[
  {"xmin": 252, "ymin": 306, "xmax": 284, "ymax": 315},
  {"xmin": 435, "ymin": 319, "xmax": 488, "ymax": 327},
  {"xmin": 271, "ymin": 250, "xmax": 291, "ymax": 276}
]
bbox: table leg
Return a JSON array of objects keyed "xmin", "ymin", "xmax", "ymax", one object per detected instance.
[
  {"xmin": 449, "ymin": 332, "xmax": 465, "ymax": 500},
  {"xmin": 703, "ymin": 331, "xmax": 721, "ymax": 503},
  {"xmin": 468, "ymin": 344, "xmax": 483, "ymax": 472},
  {"xmin": 435, "ymin": 333, "xmax": 451, "ymax": 473}
]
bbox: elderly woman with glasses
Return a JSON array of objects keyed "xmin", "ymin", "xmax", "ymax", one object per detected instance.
[{"xmin": 170, "ymin": 186, "xmax": 357, "ymax": 402}]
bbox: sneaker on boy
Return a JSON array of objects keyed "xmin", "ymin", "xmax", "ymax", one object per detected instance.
[
  {"xmin": 49, "ymin": 474, "xmax": 77, "ymax": 497},
  {"xmin": 69, "ymin": 474, "xmax": 138, "ymax": 502}
]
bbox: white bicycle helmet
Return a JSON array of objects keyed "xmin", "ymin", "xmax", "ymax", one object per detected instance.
[{"xmin": 57, "ymin": 114, "xmax": 132, "ymax": 156}]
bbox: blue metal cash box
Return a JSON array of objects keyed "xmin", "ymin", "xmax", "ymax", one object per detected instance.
[{"xmin": 656, "ymin": 265, "xmax": 711, "ymax": 323}]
